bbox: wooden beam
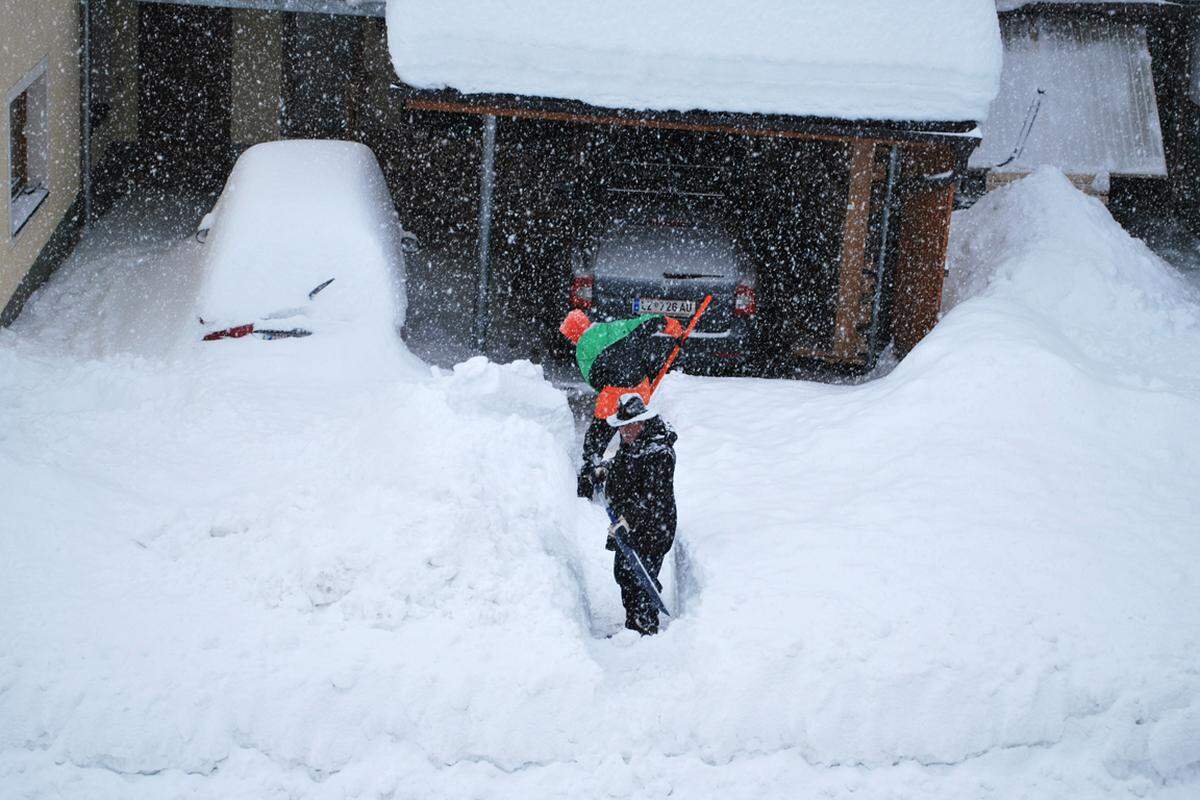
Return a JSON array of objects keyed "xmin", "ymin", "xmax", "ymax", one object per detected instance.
[
  {"xmin": 794, "ymin": 345, "xmax": 865, "ymax": 366},
  {"xmin": 828, "ymin": 141, "xmax": 879, "ymax": 363},
  {"xmin": 404, "ymin": 98, "xmax": 959, "ymax": 149}
]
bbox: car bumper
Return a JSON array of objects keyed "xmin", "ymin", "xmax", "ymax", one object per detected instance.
[{"xmin": 659, "ymin": 322, "xmax": 756, "ymax": 364}]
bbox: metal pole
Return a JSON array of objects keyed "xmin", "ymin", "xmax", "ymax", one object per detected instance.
[
  {"xmin": 1191, "ymin": 18, "xmax": 1200, "ymax": 107},
  {"xmin": 866, "ymin": 145, "xmax": 901, "ymax": 364},
  {"xmin": 475, "ymin": 114, "xmax": 496, "ymax": 352},
  {"xmin": 81, "ymin": 0, "xmax": 93, "ymax": 228}
]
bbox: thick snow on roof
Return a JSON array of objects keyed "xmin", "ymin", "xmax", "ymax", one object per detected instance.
[{"xmin": 387, "ymin": 0, "xmax": 1004, "ymax": 123}]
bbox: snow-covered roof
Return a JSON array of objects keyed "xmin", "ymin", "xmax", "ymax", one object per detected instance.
[
  {"xmin": 971, "ymin": 16, "xmax": 1167, "ymax": 176},
  {"xmin": 386, "ymin": 1, "xmax": 1004, "ymax": 124}
]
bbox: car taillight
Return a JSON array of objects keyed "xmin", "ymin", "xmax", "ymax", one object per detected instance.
[
  {"xmin": 570, "ymin": 276, "xmax": 594, "ymax": 310},
  {"xmin": 734, "ymin": 284, "xmax": 757, "ymax": 318}
]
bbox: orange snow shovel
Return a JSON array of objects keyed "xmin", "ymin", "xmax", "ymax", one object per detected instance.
[{"xmin": 649, "ymin": 294, "xmax": 713, "ymax": 396}]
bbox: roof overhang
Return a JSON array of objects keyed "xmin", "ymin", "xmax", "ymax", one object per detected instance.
[{"xmin": 390, "ymin": 85, "xmax": 983, "ymax": 152}]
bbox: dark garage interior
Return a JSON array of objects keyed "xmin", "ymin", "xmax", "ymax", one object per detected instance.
[{"xmin": 387, "ymin": 114, "xmax": 856, "ymax": 374}]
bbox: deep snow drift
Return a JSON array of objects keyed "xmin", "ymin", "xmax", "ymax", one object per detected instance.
[
  {"xmin": 2, "ymin": 169, "xmax": 1199, "ymax": 798},
  {"xmin": 387, "ymin": 0, "xmax": 1003, "ymax": 123}
]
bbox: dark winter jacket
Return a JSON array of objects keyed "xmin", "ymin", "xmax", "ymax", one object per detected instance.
[
  {"xmin": 604, "ymin": 417, "xmax": 678, "ymax": 547},
  {"xmin": 577, "ymin": 316, "xmax": 676, "ymax": 391}
]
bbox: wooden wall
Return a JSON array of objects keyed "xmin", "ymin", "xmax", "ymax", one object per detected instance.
[{"xmin": 892, "ymin": 145, "xmax": 958, "ymax": 358}]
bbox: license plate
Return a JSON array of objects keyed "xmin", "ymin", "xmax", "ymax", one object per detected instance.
[{"xmin": 635, "ymin": 298, "xmax": 696, "ymax": 316}]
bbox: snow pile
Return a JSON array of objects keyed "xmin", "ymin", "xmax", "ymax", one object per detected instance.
[
  {"xmin": 387, "ymin": 0, "xmax": 1003, "ymax": 123},
  {"xmin": 0, "ymin": 341, "xmax": 597, "ymax": 794},
  {"xmin": 3, "ymin": 168, "xmax": 1200, "ymax": 797},
  {"xmin": 9, "ymin": 194, "xmax": 213, "ymax": 359},
  {"xmin": 652, "ymin": 167, "xmax": 1200, "ymax": 794},
  {"xmin": 944, "ymin": 167, "xmax": 1199, "ymax": 390}
]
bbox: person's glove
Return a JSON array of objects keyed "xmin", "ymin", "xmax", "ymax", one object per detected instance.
[
  {"xmin": 663, "ymin": 316, "xmax": 684, "ymax": 338},
  {"xmin": 576, "ymin": 467, "xmax": 594, "ymax": 500},
  {"xmin": 591, "ymin": 462, "xmax": 609, "ymax": 490}
]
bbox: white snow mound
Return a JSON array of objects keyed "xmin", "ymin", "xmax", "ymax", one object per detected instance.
[
  {"xmin": 0, "ymin": 349, "xmax": 594, "ymax": 795},
  {"xmin": 387, "ymin": 0, "xmax": 1004, "ymax": 123},
  {"xmin": 648, "ymin": 168, "xmax": 1200, "ymax": 795}
]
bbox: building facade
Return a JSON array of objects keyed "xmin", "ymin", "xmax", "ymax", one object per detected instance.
[{"xmin": 0, "ymin": 0, "xmax": 83, "ymax": 323}]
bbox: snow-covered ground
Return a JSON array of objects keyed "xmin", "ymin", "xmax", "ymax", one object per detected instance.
[
  {"xmin": 10, "ymin": 192, "xmax": 211, "ymax": 359},
  {"xmin": 2, "ymin": 169, "xmax": 1199, "ymax": 798}
]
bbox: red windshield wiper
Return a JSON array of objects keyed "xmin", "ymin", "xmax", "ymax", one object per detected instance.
[
  {"xmin": 202, "ymin": 277, "xmax": 330, "ymax": 341},
  {"xmin": 203, "ymin": 324, "xmax": 312, "ymax": 341}
]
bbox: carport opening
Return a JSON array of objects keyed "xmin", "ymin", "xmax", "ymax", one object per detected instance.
[{"xmin": 395, "ymin": 113, "xmax": 856, "ymax": 374}]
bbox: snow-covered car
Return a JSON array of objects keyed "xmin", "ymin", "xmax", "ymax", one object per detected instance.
[
  {"xmin": 568, "ymin": 221, "xmax": 757, "ymax": 370},
  {"xmin": 194, "ymin": 140, "xmax": 417, "ymax": 347}
]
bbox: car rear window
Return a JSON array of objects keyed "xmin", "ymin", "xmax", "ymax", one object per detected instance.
[{"xmin": 592, "ymin": 226, "xmax": 739, "ymax": 281}]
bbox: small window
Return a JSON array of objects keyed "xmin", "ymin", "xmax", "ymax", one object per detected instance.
[{"xmin": 8, "ymin": 59, "xmax": 49, "ymax": 238}]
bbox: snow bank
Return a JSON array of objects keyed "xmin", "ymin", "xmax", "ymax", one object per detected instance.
[
  {"xmin": 943, "ymin": 167, "xmax": 1200, "ymax": 389},
  {"xmin": 8, "ymin": 194, "xmax": 213, "ymax": 359},
  {"xmin": 3, "ymin": 168, "xmax": 1199, "ymax": 797},
  {"xmin": 387, "ymin": 0, "xmax": 1003, "ymax": 123},
  {"xmin": 651, "ymin": 168, "xmax": 1200, "ymax": 795},
  {"xmin": 0, "ymin": 347, "xmax": 596, "ymax": 795}
]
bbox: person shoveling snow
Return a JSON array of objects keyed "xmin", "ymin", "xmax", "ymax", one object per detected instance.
[
  {"xmin": 559, "ymin": 309, "xmax": 683, "ymax": 497},
  {"xmin": 560, "ymin": 301, "xmax": 709, "ymax": 634},
  {"xmin": 594, "ymin": 393, "xmax": 678, "ymax": 636},
  {"xmin": 560, "ymin": 300, "xmax": 715, "ymax": 498}
]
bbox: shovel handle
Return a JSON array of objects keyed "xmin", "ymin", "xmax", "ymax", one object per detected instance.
[{"xmin": 650, "ymin": 294, "xmax": 712, "ymax": 395}]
